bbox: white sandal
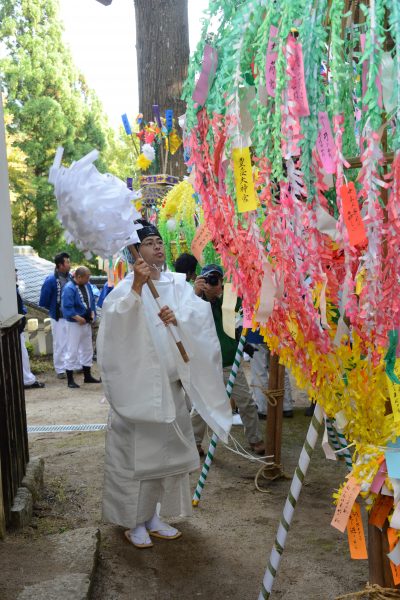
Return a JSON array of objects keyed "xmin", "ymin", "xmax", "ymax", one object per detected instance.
[
  {"xmin": 149, "ymin": 525, "xmax": 182, "ymax": 540},
  {"xmin": 124, "ymin": 528, "xmax": 153, "ymax": 549}
]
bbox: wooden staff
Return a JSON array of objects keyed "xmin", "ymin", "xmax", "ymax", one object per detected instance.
[
  {"xmin": 128, "ymin": 244, "xmax": 189, "ymax": 363},
  {"xmin": 264, "ymin": 353, "xmax": 285, "ymax": 480},
  {"xmin": 0, "ymin": 457, "xmax": 5, "ymax": 539}
]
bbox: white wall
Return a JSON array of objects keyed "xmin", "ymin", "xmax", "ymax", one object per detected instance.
[{"xmin": 0, "ymin": 93, "xmax": 18, "ymax": 324}]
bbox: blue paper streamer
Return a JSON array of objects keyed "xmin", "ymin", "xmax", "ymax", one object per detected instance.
[{"xmin": 121, "ymin": 113, "xmax": 132, "ymax": 136}]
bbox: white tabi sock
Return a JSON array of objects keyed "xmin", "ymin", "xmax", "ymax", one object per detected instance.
[
  {"xmin": 129, "ymin": 523, "xmax": 151, "ymax": 546},
  {"xmin": 145, "ymin": 513, "xmax": 179, "ymax": 537}
]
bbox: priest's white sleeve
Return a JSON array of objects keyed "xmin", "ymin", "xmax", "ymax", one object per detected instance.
[
  {"xmin": 97, "ymin": 284, "xmax": 176, "ymax": 424},
  {"xmin": 173, "ymin": 278, "xmax": 233, "ymax": 443}
]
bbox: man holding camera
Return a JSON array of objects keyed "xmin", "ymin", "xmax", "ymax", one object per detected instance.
[
  {"xmin": 61, "ymin": 266, "xmax": 100, "ymax": 389},
  {"xmin": 193, "ymin": 264, "xmax": 265, "ymax": 455}
]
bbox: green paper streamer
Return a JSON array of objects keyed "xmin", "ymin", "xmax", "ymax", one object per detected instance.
[{"xmin": 385, "ymin": 329, "xmax": 400, "ymax": 384}]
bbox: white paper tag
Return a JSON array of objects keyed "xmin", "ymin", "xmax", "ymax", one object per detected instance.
[
  {"xmin": 388, "ymin": 540, "xmax": 400, "ymax": 566},
  {"xmin": 322, "ymin": 424, "xmax": 337, "ymax": 461}
]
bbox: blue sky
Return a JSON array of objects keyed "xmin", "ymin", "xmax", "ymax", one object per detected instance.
[{"xmin": 59, "ymin": 0, "xmax": 208, "ymax": 129}]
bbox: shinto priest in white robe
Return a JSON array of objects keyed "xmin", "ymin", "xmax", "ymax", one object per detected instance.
[{"xmin": 97, "ymin": 270, "xmax": 232, "ymax": 528}]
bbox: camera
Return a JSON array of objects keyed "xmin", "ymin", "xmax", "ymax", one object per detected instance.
[{"xmin": 203, "ymin": 273, "xmax": 221, "ymax": 286}]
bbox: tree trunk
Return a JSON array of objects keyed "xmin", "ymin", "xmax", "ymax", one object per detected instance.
[{"xmin": 134, "ymin": 0, "xmax": 189, "ymax": 178}]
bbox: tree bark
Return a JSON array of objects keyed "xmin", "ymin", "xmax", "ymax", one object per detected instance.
[{"xmin": 134, "ymin": 0, "xmax": 189, "ymax": 178}]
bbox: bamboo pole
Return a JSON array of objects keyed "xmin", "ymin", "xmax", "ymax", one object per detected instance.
[
  {"xmin": 128, "ymin": 244, "xmax": 189, "ymax": 362},
  {"xmin": 258, "ymin": 405, "xmax": 324, "ymax": 599},
  {"xmin": 192, "ymin": 332, "xmax": 248, "ymax": 506}
]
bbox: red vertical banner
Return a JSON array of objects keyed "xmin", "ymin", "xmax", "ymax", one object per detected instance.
[{"xmin": 340, "ymin": 182, "xmax": 367, "ymax": 247}]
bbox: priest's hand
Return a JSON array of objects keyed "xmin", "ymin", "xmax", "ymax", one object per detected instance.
[
  {"xmin": 132, "ymin": 258, "xmax": 151, "ymax": 294},
  {"xmin": 158, "ymin": 305, "xmax": 177, "ymax": 327}
]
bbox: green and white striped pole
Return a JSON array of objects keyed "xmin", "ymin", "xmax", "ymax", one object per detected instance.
[
  {"xmin": 325, "ymin": 417, "xmax": 341, "ymax": 453},
  {"xmin": 192, "ymin": 331, "xmax": 248, "ymax": 507},
  {"xmin": 258, "ymin": 404, "xmax": 324, "ymax": 599},
  {"xmin": 326, "ymin": 418, "xmax": 353, "ymax": 471}
]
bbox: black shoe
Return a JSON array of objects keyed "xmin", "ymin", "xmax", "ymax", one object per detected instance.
[
  {"xmin": 66, "ymin": 370, "xmax": 80, "ymax": 389},
  {"xmin": 283, "ymin": 410, "xmax": 294, "ymax": 418},
  {"xmin": 304, "ymin": 404, "xmax": 315, "ymax": 417},
  {"xmin": 24, "ymin": 381, "xmax": 45, "ymax": 389},
  {"xmin": 83, "ymin": 366, "xmax": 101, "ymax": 384}
]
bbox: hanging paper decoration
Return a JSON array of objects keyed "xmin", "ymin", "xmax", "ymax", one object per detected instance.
[
  {"xmin": 182, "ymin": 0, "xmax": 400, "ymax": 562},
  {"xmin": 158, "ymin": 179, "xmax": 219, "ymax": 269},
  {"xmin": 49, "ymin": 147, "xmax": 142, "ymax": 258},
  {"xmin": 232, "ymin": 147, "xmax": 259, "ymax": 213},
  {"xmin": 192, "ymin": 45, "xmax": 218, "ymax": 106},
  {"xmin": 165, "ymin": 109, "xmax": 174, "ymax": 132},
  {"xmin": 133, "ymin": 111, "xmax": 182, "ymax": 176},
  {"xmin": 121, "ymin": 113, "xmax": 132, "ymax": 136}
]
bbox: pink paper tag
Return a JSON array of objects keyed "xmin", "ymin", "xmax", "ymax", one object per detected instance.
[
  {"xmin": 370, "ymin": 461, "xmax": 387, "ymax": 495},
  {"xmin": 265, "ymin": 25, "xmax": 278, "ymax": 98},
  {"xmin": 316, "ymin": 112, "xmax": 337, "ymax": 174},
  {"xmin": 289, "ymin": 42, "xmax": 310, "ymax": 117},
  {"xmin": 242, "ymin": 304, "xmax": 254, "ymax": 328},
  {"xmin": 192, "ymin": 45, "xmax": 218, "ymax": 106}
]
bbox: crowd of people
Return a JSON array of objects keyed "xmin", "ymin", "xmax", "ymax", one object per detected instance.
[{"xmin": 17, "ymin": 220, "xmax": 304, "ymax": 548}]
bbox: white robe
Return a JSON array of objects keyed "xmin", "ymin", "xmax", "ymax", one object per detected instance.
[{"xmin": 97, "ymin": 271, "xmax": 232, "ymax": 528}]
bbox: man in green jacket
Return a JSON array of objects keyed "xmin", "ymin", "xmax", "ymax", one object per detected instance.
[{"xmin": 192, "ymin": 264, "xmax": 265, "ymax": 455}]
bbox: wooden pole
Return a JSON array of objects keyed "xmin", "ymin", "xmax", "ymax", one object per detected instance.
[
  {"xmin": 127, "ymin": 244, "xmax": 189, "ymax": 363},
  {"xmin": 0, "ymin": 455, "xmax": 5, "ymax": 540},
  {"xmin": 368, "ymin": 522, "xmax": 385, "ymax": 587},
  {"xmin": 275, "ymin": 364, "xmax": 285, "ymax": 467},
  {"xmin": 264, "ymin": 353, "xmax": 285, "ymax": 480},
  {"xmin": 382, "ymin": 522, "xmax": 396, "ymax": 587}
]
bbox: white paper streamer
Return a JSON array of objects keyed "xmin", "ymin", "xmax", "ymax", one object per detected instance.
[
  {"xmin": 388, "ymin": 540, "xmax": 400, "ymax": 566},
  {"xmin": 335, "ymin": 410, "xmax": 348, "ymax": 430},
  {"xmin": 390, "ymin": 501, "xmax": 400, "ymax": 530},
  {"xmin": 49, "ymin": 147, "xmax": 142, "ymax": 258},
  {"xmin": 322, "ymin": 425, "xmax": 337, "ymax": 461}
]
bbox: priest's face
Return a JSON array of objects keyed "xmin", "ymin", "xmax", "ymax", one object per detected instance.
[{"xmin": 140, "ymin": 235, "xmax": 165, "ymax": 268}]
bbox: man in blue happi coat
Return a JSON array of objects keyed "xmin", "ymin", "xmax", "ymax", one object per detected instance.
[
  {"xmin": 39, "ymin": 252, "xmax": 73, "ymax": 379},
  {"xmin": 62, "ymin": 266, "xmax": 101, "ymax": 389}
]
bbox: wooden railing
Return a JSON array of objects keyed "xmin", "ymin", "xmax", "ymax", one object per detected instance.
[{"xmin": 0, "ymin": 315, "xmax": 29, "ymax": 533}]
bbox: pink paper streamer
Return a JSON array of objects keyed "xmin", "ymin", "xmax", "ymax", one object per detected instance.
[
  {"xmin": 316, "ymin": 112, "xmax": 337, "ymax": 174},
  {"xmin": 288, "ymin": 40, "xmax": 310, "ymax": 117},
  {"xmin": 242, "ymin": 304, "xmax": 254, "ymax": 328},
  {"xmin": 265, "ymin": 25, "xmax": 278, "ymax": 98},
  {"xmin": 370, "ymin": 461, "xmax": 387, "ymax": 494},
  {"xmin": 192, "ymin": 45, "xmax": 218, "ymax": 106}
]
